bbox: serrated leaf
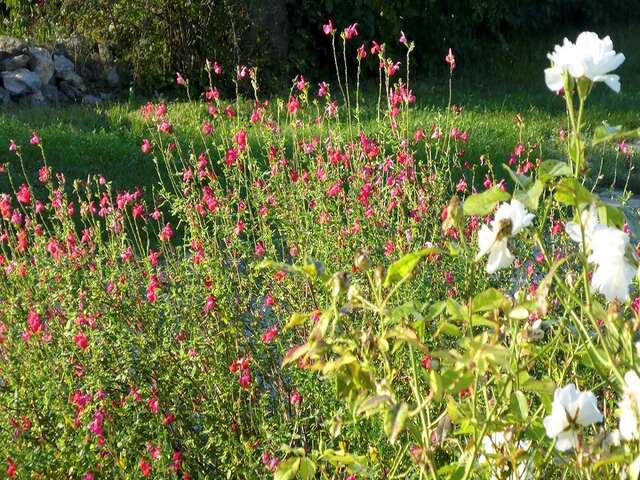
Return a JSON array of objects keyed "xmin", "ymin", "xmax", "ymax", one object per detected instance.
[{"xmin": 463, "ymin": 186, "xmax": 510, "ymax": 216}]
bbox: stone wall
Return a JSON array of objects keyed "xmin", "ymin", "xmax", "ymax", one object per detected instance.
[{"xmin": 0, "ymin": 35, "xmax": 120, "ymax": 107}]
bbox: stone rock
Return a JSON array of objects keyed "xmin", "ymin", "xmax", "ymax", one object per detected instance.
[
  {"xmin": 97, "ymin": 43, "xmax": 114, "ymax": 64},
  {"xmin": 59, "ymin": 80, "xmax": 83, "ymax": 100},
  {"xmin": 105, "ymin": 66, "xmax": 120, "ymax": 88},
  {"xmin": 23, "ymin": 90, "xmax": 46, "ymax": 107},
  {"xmin": 0, "ymin": 36, "xmax": 28, "ymax": 60},
  {"xmin": 41, "ymin": 84, "xmax": 60, "ymax": 103},
  {"xmin": 82, "ymin": 94, "xmax": 101, "ymax": 106},
  {"xmin": 0, "ymin": 87, "xmax": 11, "ymax": 107},
  {"xmin": 53, "ymin": 53, "xmax": 75, "ymax": 76},
  {"xmin": 58, "ymin": 70, "xmax": 86, "ymax": 90},
  {"xmin": 28, "ymin": 47, "xmax": 54, "ymax": 85},
  {"xmin": 1, "ymin": 68, "xmax": 42, "ymax": 95},
  {"xmin": 1, "ymin": 53, "xmax": 30, "ymax": 70}
]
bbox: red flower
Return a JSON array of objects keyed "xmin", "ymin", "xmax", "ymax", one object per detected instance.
[
  {"xmin": 139, "ymin": 457, "xmax": 152, "ymax": 477},
  {"xmin": 74, "ymin": 332, "xmax": 89, "ymax": 350}
]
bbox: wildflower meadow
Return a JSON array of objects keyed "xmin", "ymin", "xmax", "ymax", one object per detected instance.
[{"xmin": 2, "ymin": 16, "xmax": 640, "ymax": 480}]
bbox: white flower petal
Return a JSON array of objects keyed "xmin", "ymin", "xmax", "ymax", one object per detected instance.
[
  {"xmin": 485, "ymin": 239, "xmax": 514, "ymax": 274},
  {"xmin": 544, "ymin": 66, "xmax": 564, "ymax": 91}
]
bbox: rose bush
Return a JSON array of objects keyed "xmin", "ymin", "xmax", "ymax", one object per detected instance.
[{"xmin": 1, "ymin": 27, "xmax": 640, "ymax": 479}]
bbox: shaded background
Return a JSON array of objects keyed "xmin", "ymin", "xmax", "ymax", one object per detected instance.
[{"xmin": 2, "ymin": 0, "xmax": 640, "ymax": 93}]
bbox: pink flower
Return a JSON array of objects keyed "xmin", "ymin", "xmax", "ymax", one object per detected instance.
[
  {"xmin": 322, "ymin": 19, "xmax": 335, "ymax": 35},
  {"xmin": 289, "ymin": 390, "xmax": 302, "ymax": 405},
  {"xmin": 318, "ymin": 81, "xmax": 329, "ymax": 97},
  {"xmin": 239, "ymin": 370, "xmax": 252, "ymax": 389},
  {"xmin": 261, "ymin": 325, "xmax": 278, "ymax": 344},
  {"xmin": 74, "ymin": 332, "xmax": 89, "ymax": 350},
  {"xmin": 7, "ymin": 458, "xmax": 16, "ymax": 479},
  {"xmin": 421, "ymin": 355, "xmax": 433, "ymax": 369},
  {"xmin": 140, "ymin": 139, "xmax": 152, "ymax": 154},
  {"xmin": 201, "ymin": 121, "xmax": 213, "ymax": 136},
  {"xmin": 139, "ymin": 457, "xmax": 152, "ymax": 477},
  {"xmin": 445, "ymin": 48, "xmax": 456, "ymax": 72},
  {"xmin": 287, "ymin": 95, "xmax": 299, "ymax": 114},
  {"xmin": 399, "ymin": 31, "xmax": 408, "ymax": 45},
  {"xmin": 234, "ymin": 130, "xmax": 247, "ymax": 150},
  {"xmin": 255, "ymin": 242, "xmax": 266, "ymax": 257},
  {"xmin": 357, "ymin": 43, "xmax": 367, "ymax": 60},
  {"xmin": 212, "ymin": 61, "xmax": 222, "ymax": 75},
  {"xmin": 27, "ymin": 309, "xmax": 42, "ymax": 333},
  {"xmin": 370, "ymin": 40, "xmax": 382, "ymax": 55},
  {"xmin": 29, "ymin": 133, "xmax": 40, "ymax": 146},
  {"xmin": 176, "ymin": 72, "xmax": 187, "ymax": 86},
  {"xmin": 159, "ymin": 223, "xmax": 174, "ymax": 242},
  {"xmin": 204, "ymin": 295, "xmax": 217, "ymax": 314},
  {"xmin": 295, "ymin": 75, "xmax": 308, "ymax": 91},
  {"xmin": 16, "ymin": 184, "xmax": 31, "ymax": 205},
  {"xmin": 8, "ymin": 140, "xmax": 17, "ymax": 151},
  {"xmin": 225, "ymin": 148, "xmax": 238, "ymax": 167},
  {"xmin": 343, "ymin": 23, "xmax": 358, "ymax": 40}
]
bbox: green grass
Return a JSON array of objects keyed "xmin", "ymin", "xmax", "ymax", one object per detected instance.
[{"xmin": 1, "ymin": 23, "xmax": 639, "ymax": 194}]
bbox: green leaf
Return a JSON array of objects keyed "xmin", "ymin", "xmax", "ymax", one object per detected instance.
[
  {"xmin": 274, "ymin": 458, "xmax": 300, "ymax": 480},
  {"xmin": 597, "ymin": 202, "xmax": 625, "ymax": 229},
  {"xmin": 383, "ymin": 248, "xmax": 438, "ymax": 287},
  {"xmin": 384, "ymin": 402, "xmax": 409, "ymax": 444},
  {"xmin": 426, "ymin": 301, "xmax": 447, "ymax": 319},
  {"xmin": 463, "ymin": 186, "xmax": 510, "ymax": 216},
  {"xmin": 297, "ymin": 458, "xmax": 316, "ymax": 480},
  {"xmin": 472, "ymin": 288, "xmax": 507, "ymax": 313},
  {"xmin": 282, "ymin": 343, "xmax": 310, "ymax": 366},
  {"xmin": 429, "ymin": 370, "xmax": 444, "ymax": 401},
  {"xmin": 502, "ymin": 164, "xmax": 533, "ymax": 189},
  {"xmin": 436, "ymin": 320, "xmax": 462, "ymax": 337},
  {"xmin": 554, "ymin": 178, "xmax": 593, "ymax": 206},
  {"xmin": 514, "ymin": 180, "xmax": 544, "ymax": 211},
  {"xmin": 284, "ymin": 312, "xmax": 307, "ymax": 331},
  {"xmin": 511, "ymin": 390, "xmax": 529, "ymax": 421},
  {"xmin": 357, "ymin": 394, "xmax": 393, "ymax": 416},
  {"xmin": 386, "ymin": 325, "xmax": 426, "ymax": 352},
  {"xmin": 538, "ymin": 160, "xmax": 572, "ymax": 183}
]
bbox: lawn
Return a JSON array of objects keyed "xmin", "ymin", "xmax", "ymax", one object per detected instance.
[{"xmin": 2, "ymin": 24, "xmax": 639, "ymax": 194}]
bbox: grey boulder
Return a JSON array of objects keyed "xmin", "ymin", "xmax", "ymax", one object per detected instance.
[
  {"xmin": 0, "ymin": 36, "xmax": 28, "ymax": 60},
  {"xmin": 28, "ymin": 47, "xmax": 54, "ymax": 85},
  {"xmin": 53, "ymin": 53, "xmax": 75, "ymax": 76},
  {"xmin": 1, "ymin": 53, "xmax": 30, "ymax": 70},
  {"xmin": 2, "ymin": 68, "xmax": 42, "ymax": 95}
]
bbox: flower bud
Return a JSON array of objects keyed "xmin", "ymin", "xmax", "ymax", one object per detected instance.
[
  {"xmin": 329, "ymin": 272, "xmax": 350, "ymax": 298},
  {"xmin": 373, "ymin": 265, "xmax": 385, "ymax": 289},
  {"xmin": 354, "ymin": 249, "xmax": 370, "ymax": 272},
  {"xmin": 442, "ymin": 195, "xmax": 463, "ymax": 233}
]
